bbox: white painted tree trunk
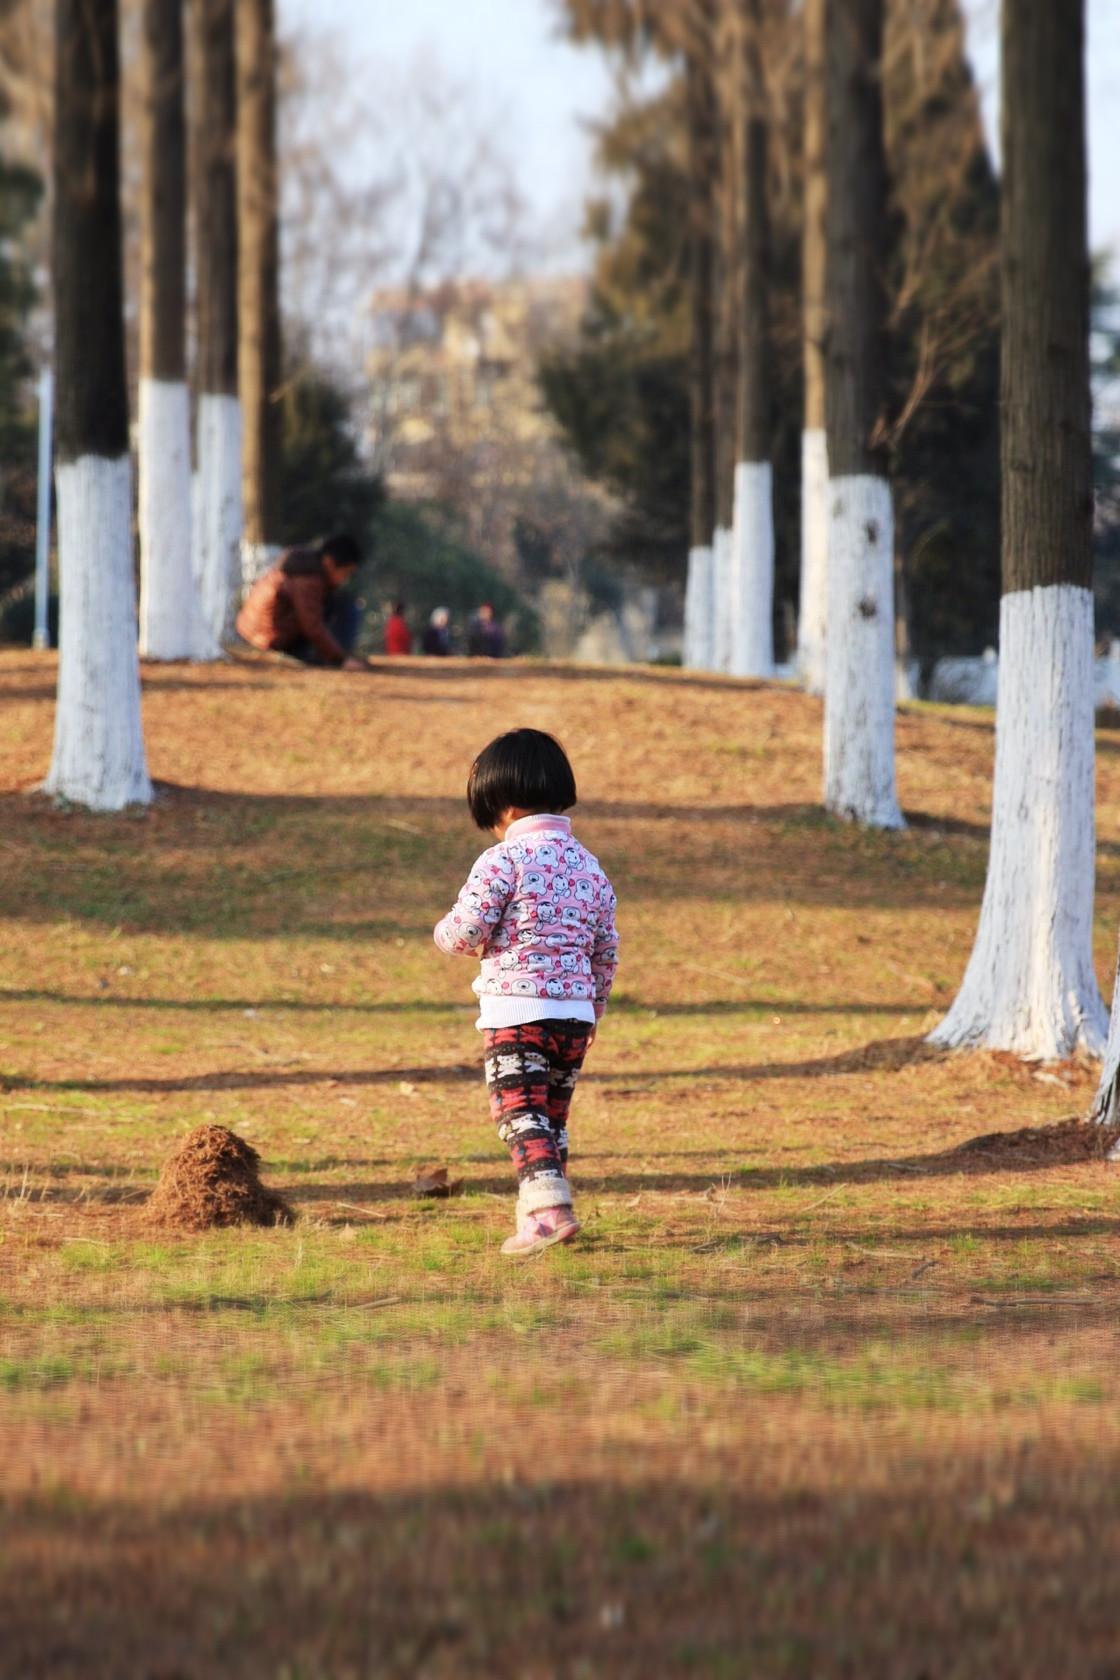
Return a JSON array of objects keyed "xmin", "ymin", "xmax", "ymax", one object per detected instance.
[
  {"xmin": 1103, "ymin": 639, "xmax": 1120, "ymax": 706},
  {"xmin": 823, "ymin": 474, "xmax": 903, "ymax": 829},
  {"xmin": 138, "ymin": 379, "xmax": 216, "ymax": 661},
  {"xmin": 714, "ymin": 526, "xmax": 734, "ymax": 674},
  {"xmin": 45, "ymin": 455, "xmax": 152, "ymax": 811},
  {"xmin": 730, "ymin": 461, "xmax": 774, "ymax": 678},
  {"xmin": 241, "ymin": 541, "xmax": 282, "ymax": 594},
  {"xmin": 684, "ymin": 544, "xmax": 715, "ymax": 670},
  {"xmin": 1092, "ymin": 944, "xmax": 1120, "ymax": 1136},
  {"xmin": 930, "ymin": 585, "xmax": 1106, "ymax": 1059},
  {"xmin": 797, "ymin": 426, "xmax": 828, "ymax": 695},
  {"xmin": 191, "ymin": 467, "xmax": 200, "ymax": 559},
  {"xmin": 682, "ymin": 547, "xmax": 699, "ymax": 667},
  {"xmin": 194, "ymin": 392, "xmax": 243, "ymax": 647}
]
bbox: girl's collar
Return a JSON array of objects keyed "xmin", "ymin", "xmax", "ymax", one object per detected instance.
[{"xmin": 504, "ymin": 813, "xmax": 572, "ymax": 841}]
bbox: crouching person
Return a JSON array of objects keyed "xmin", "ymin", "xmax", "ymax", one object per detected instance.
[{"xmin": 236, "ymin": 532, "xmax": 367, "ymax": 670}]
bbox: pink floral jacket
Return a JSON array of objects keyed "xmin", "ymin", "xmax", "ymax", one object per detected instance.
[{"xmin": 434, "ymin": 814, "xmax": 619, "ymax": 1021}]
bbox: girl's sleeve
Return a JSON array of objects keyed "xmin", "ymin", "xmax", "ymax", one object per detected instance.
[
  {"xmin": 433, "ymin": 847, "xmax": 517, "ymax": 956},
  {"xmin": 590, "ymin": 883, "xmax": 620, "ymax": 1018}
]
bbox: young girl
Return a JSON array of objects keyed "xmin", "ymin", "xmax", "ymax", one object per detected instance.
[{"xmin": 434, "ymin": 729, "xmax": 619, "ymax": 1257}]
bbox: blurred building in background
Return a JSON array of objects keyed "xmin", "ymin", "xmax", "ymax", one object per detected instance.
[
  {"xmin": 366, "ymin": 277, "xmax": 609, "ymax": 604},
  {"xmin": 368, "ymin": 275, "xmax": 585, "ymax": 502}
]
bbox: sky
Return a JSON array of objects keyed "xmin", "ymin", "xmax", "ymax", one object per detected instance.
[{"xmin": 279, "ymin": 0, "xmax": 1120, "ymax": 273}]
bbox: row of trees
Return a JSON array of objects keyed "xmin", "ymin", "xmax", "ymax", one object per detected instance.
[
  {"xmin": 47, "ymin": 0, "xmax": 282, "ymax": 808},
  {"xmin": 555, "ymin": 0, "xmax": 1000, "ymax": 809},
  {"xmin": 24, "ymin": 0, "xmax": 1120, "ymax": 1084},
  {"xmin": 548, "ymin": 0, "xmax": 1003, "ymax": 670},
  {"xmin": 562, "ymin": 0, "xmax": 1110, "ymax": 1072},
  {"xmin": 934, "ymin": 0, "xmax": 1104, "ymax": 1064}
]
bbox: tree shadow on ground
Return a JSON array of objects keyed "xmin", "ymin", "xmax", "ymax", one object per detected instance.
[
  {"xmin": 0, "ymin": 784, "xmax": 995, "ymax": 923},
  {"xmin": 0, "ymin": 1033, "xmax": 943, "ymax": 1097},
  {"xmin": 903, "ymin": 808, "xmax": 991, "ymax": 842},
  {"xmin": 0, "ymin": 988, "xmax": 469, "ymax": 1015},
  {"xmin": 2, "ymin": 1467, "xmax": 1117, "ymax": 1680},
  {"xmin": 11, "ymin": 1147, "xmax": 1110, "ymax": 1211},
  {"xmin": 34, "ymin": 1282, "xmax": 1120, "ymax": 1343},
  {"xmin": 278, "ymin": 1170, "xmax": 1115, "ymax": 1209},
  {"xmin": 909, "ymin": 708, "xmax": 994, "ymax": 735},
  {"xmin": 0, "ymin": 987, "xmax": 922, "ymax": 1018},
  {"xmin": 2, "ymin": 676, "xmax": 297, "ymax": 703},
  {"xmin": 140, "ymin": 675, "xmax": 281, "ymax": 692},
  {"xmin": 337, "ymin": 655, "xmax": 791, "ymax": 699},
  {"xmin": 0, "ymin": 684, "xmax": 66, "ymax": 704}
]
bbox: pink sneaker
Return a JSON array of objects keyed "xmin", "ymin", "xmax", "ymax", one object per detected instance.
[{"xmin": 500, "ymin": 1205, "xmax": 581, "ymax": 1258}]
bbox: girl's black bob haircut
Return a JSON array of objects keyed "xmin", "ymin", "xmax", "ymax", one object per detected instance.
[{"xmin": 467, "ymin": 729, "xmax": 577, "ymax": 832}]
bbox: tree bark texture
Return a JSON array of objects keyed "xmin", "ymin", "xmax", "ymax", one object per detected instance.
[
  {"xmin": 730, "ymin": 459, "xmax": 774, "ymax": 675},
  {"xmin": 685, "ymin": 3, "xmax": 717, "ymax": 556},
  {"xmin": 734, "ymin": 0, "xmax": 770, "ymax": 468},
  {"xmin": 1000, "ymin": 0, "xmax": 1092, "ymax": 594},
  {"xmin": 49, "ymin": 0, "xmax": 152, "ymax": 809},
  {"xmin": 714, "ymin": 526, "xmax": 734, "ymax": 672},
  {"xmin": 728, "ymin": 0, "xmax": 774, "ymax": 678},
  {"xmin": 928, "ymin": 585, "xmax": 1104, "ymax": 1057},
  {"xmin": 712, "ymin": 0, "xmax": 739, "ymax": 533},
  {"xmin": 823, "ymin": 475, "xmax": 902, "ymax": 827},
  {"xmin": 195, "ymin": 0, "xmax": 237, "ymax": 401},
  {"xmin": 138, "ymin": 0, "xmax": 213, "ymax": 660},
  {"xmin": 821, "ymin": 0, "xmax": 901, "ymax": 828},
  {"xmin": 236, "ymin": 0, "xmax": 282, "ymax": 548},
  {"xmin": 802, "ymin": 0, "xmax": 827, "ymax": 439},
  {"xmin": 140, "ymin": 0, "xmax": 186, "ymax": 384},
  {"xmin": 193, "ymin": 0, "xmax": 241, "ymax": 645},
  {"xmin": 683, "ymin": 542, "xmax": 715, "ymax": 669},
  {"xmin": 797, "ymin": 0, "xmax": 829, "ymax": 694},
  {"xmin": 53, "ymin": 0, "xmax": 129, "ymax": 464},
  {"xmin": 931, "ymin": 0, "xmax": 1102, "ymax": 1059},
  {"xmin": 823, "ymin": 0, "xmax": 888, "ymax": 479}
]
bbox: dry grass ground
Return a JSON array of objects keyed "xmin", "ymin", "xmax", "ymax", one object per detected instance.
[{"xmin": 2, "ymin": 649, "xmax": 1120, "ymax": 1678}]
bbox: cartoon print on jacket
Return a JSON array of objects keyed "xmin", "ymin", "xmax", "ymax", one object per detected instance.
[{"xmin": 433, "ymin": 815, "xmax": 619, "ymax": 1018}]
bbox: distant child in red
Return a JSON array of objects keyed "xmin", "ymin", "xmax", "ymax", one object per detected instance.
[
  {"xmin": 384, "ymin": 603, "xmax": 412, "ymax": 656},
  {"xmin": 434, "ymin": 729, "xmax": 619, "ymax": 1257}
]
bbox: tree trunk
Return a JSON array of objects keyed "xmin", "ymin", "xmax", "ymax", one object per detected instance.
[
  {"xmin": 934, "ymin": 0, "xmax": 1104, "ymax": 1060},
  {"xmin": 822, "ymin": 0, "xmax": 903, "ymax": 828},
  {"xmin": 893, "ymin": 546, "xmax": 913, "ymax": 700},
  {"xmin": 193, "ymin": 0, "xmax": 241, "ymax": 647},
  {"xmin": 236, "ymin": 0, "xmax": 282, "ymax": 588},
  {"xmin": 1094, "ymin": 944, "xmax": 1120, "ymax": 1130},
  {"xmin": 46, "ymin": 0, "xmax": 151, "ymax": 811},
  {"xmin": 683, "ymin": 0, "xmax": 717, "ymax": 672},
  {"xmin": 711, "ymin": 0, "xmax": 739, "ymax": 674},
  {"xmin": 729, "ymin": 0, "xmax": 774, "ymax": 679},
  {"xmin": 138, "ymin": 0, "xmax": 215, "ymax": 662},
  {"xmin": 798, "ymin": 0, "xmax": 828, "ymax": 695}
]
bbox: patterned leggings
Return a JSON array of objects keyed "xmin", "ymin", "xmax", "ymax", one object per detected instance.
[{"xmin": 482, "ymin": 1021, "xmax": 594, "ymax": 1211}]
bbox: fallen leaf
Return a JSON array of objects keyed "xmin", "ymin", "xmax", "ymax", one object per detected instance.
[{"xmin": 412, "ymin": 1166, "xmax": 464, "ymax": 1198}]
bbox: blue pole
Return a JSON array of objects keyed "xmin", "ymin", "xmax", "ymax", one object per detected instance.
[{"xmin": 33, "ymin": 368, "xmax": 53, "ymax": 650}]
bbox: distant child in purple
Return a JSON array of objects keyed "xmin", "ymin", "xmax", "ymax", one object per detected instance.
[{"xmin": 434, "ymin": 729, "xmax": 619, "ymax": 1257}]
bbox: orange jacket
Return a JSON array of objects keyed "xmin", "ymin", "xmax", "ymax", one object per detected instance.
[{"xmin": 236, "ymin": 548, "xmax": 346, "ymax": 666}]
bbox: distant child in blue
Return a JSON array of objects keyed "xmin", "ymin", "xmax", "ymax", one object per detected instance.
[{"xmin": 434, "ymin": 729, "xmax": 619, "ymax": 1256}]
